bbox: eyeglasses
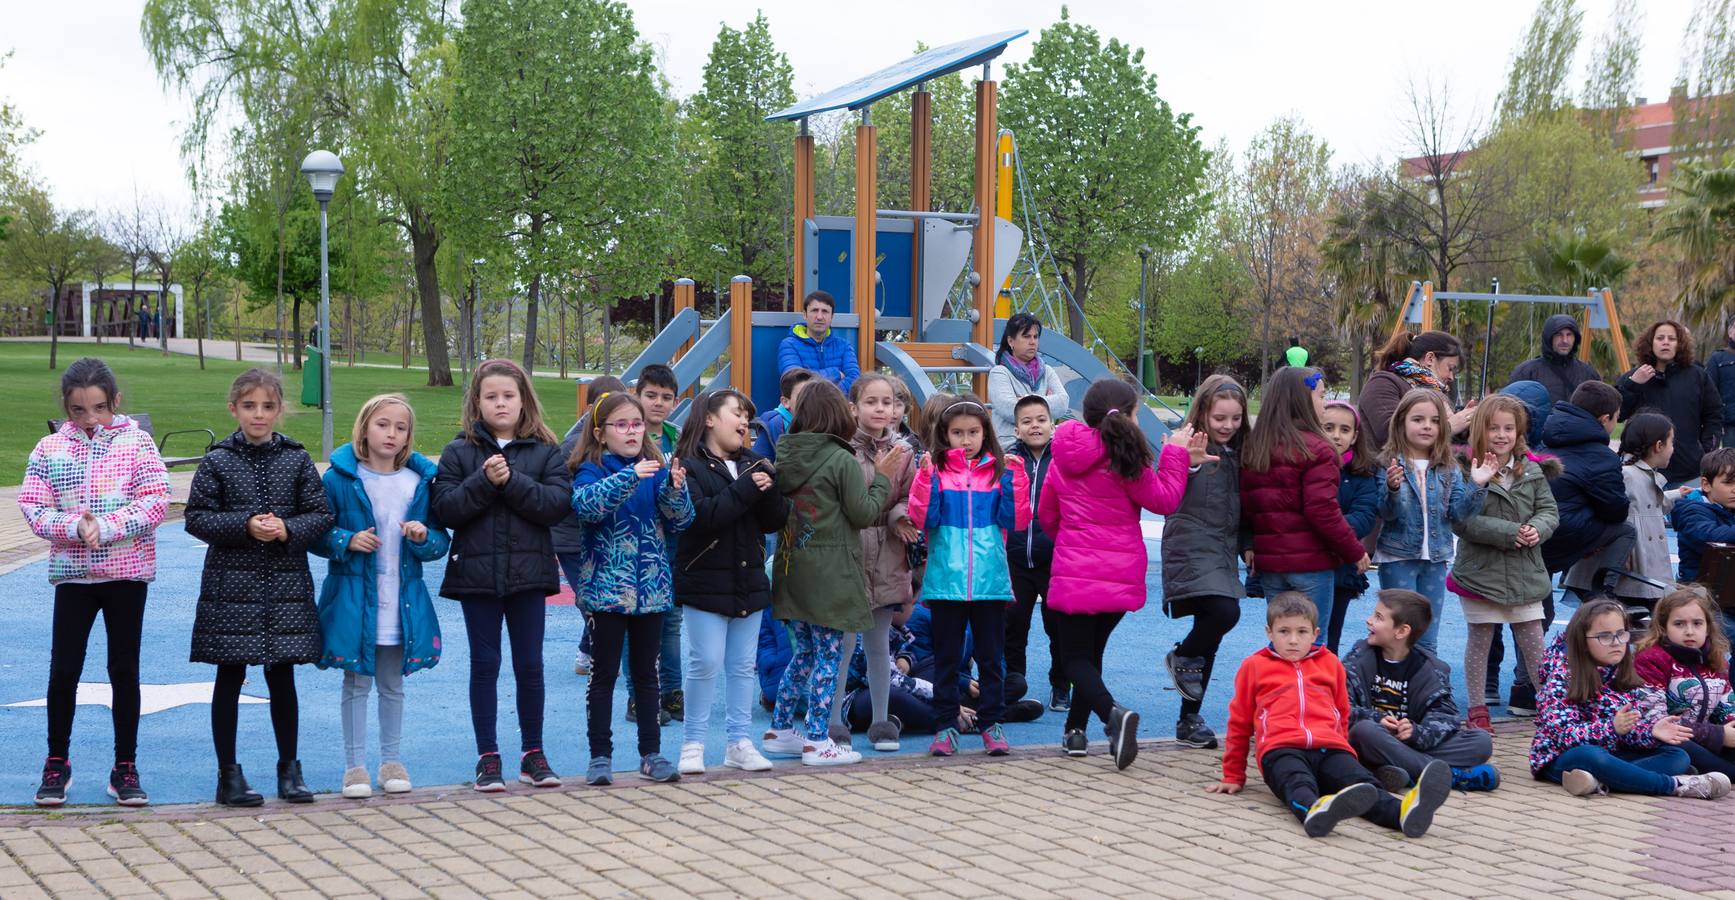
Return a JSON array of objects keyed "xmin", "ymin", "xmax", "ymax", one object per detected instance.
[
  {"xmin": 1304, "ymin": 372, "xmax": 1325, "ymax": 390},
  {"xmin": 605, "ymin": 420, "xmax": 646, "ymax": 433},
  {"xmin": 1588, "ymin": 630, "xmax": 1631, "ymax": 647}
]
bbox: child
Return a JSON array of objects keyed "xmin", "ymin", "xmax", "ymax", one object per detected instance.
[
  {"xmin": 830, "ymin": 373, "xmax": 918, "ymax": 752},
  {"xmin": 431, "ymin": 359, "xmax": 572, "ymax": 792},
  {"xmin": 753, "ymin": 366, "xmax": 814, "ymax": 462},
  {"xmin": 1377, "ymin": 388, "xmax": 1491, "ymax": 653},
  {"xmin": 1006, "ymin": 394, "xmax": 1065, "ymax": 712},
  {"xmin": 629, "ymin": 364, "xmax": 685, "ymax": 724},
  {"xmin": 1567, "ymin": 412, "xmax": 1680, "ymax": 602},
  {"xmin": 907, "ymin": 395, "xmax": 1030, "ymax": 757},
  {"xmin": 1673, "ymin": 448, "xmax": 1735, "ymax": 587},
  {"xmin": 1529, "ymin": 597, "xmax": 1727, "ymax": 798},
  {"xmin": 556, "ymin": 374, "xmax": 626, "ymax": 677},
  {"xmin": 571, "ymin": 391, "xmax": 694, "ymax": 785},
  {"xmin": 1451, "ymin": 395, "xmax": 1556, "ymax": 731},
  {"xmin": 1635, "ymin": 586, "xmax": 1735, "ymax": 780},
  {"xmin": 20, "ymin": 358, "xmax": 170, "ymax": 807},
  {"xmin": 185, "ymin": 368, "xmax": 334, "ymax": 807},
  {"xmin": 673, "ymin": 389, "xmax": 789, "ymax": 775},
  {"xmin": 1040, "ymin": 378, "xmax": 1202, "ymax": 769},
  {"xmin": 1208, "ymin": 593, "xmax": 1452, "ymax": 838},
  {"xmin": 890, "ymin": 378, "xmax": 923, "ymax": 455},
  {"xmin": 763, "ymin": 380, "xmax": 905, "ymax": 766},
  {"xmin": 1320, "ymin": 400, "xmax": 1381, "ymax": 653},
  {"xmin": 1540, "ymin": 381, "xmax": 1636, "ymax": 598},
  {"xmin": 1162, "ymin": 375, "xmax": 1249, "ymax": 749},
  {"xmin": 1345, "ymin": 589, "xmax": 1498, "ymax": 792},
  {"xmin": 312, "ymin": 394, "xmax": 449, "ymax": 798},
  {"xmin": 1240, "ymin": 367, "xmax": 1371, "ymax": 637}
]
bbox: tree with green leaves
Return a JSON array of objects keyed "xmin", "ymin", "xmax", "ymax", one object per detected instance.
[
  {"xmin": 1655, "ymin": 159, "xmax": 1735, "ymax": 327},
  {"xmin": 1498, "ymin": 0, "xmax": 1583, "ymax": 124},
  {"xmin": 1582, "ymin": 0, "xmax": 1643, "ymax": 145},
  {"xmin": 217, "ymin": 190, "xmax": 343, "ymax": 368},
  {"xmin": 1001, "ymin": 7, "xmax": 1209, "ymax": 343},
  {"xmin": 4, "ymin": 185, "xmax": 93, "ymax": 369},
  {"xmin": 1674, "ymin": 0, "xmax": 1735, "ymax": 161},
  {"xmin": 1149, "ymin": 248, "xmax": 1249, "ymax": 376},
  {"xmin": 446, "ymin": 0, "xmax": 671, "ymax": 374},
  {"xmin": 176, "ymin": 214, "xmax": 224, "ymax": 369}
]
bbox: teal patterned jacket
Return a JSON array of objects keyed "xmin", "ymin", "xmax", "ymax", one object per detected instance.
[{"xmin": 570, "ymin": 452, "xmax": 694, "ymax": 614}]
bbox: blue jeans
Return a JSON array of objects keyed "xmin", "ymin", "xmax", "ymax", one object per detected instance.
[
  {"xmin": 1378, "ymin": 559, "xmax": 1450, "ymax": 653},
  {"xmin": 683, "ymin": 608, "xmax": 763, "ymax": 745},
  {"xmin": 1260, "ymin": 570, "xmax": 1337, "ymax": 645},
  {"xmin": 1542, "ymin": 743, "xmax": 1688, "ymax": 795},
  {"xmin": 459, "ymin": 591, "xmax": 546, "ymax": 756}
]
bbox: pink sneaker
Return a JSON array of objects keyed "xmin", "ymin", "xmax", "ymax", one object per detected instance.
[
  {"xmin": 929, "ymin": 728, "xmax": 960, "ymax": 757},
  {"xmin": 982, "ymin": 724, "xmax": 1011, "ymax": 756}
]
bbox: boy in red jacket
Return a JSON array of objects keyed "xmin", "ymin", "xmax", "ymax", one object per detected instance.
[{"xmin": 1208, "ymin": 593, "xmax": 1453, "ymax": 838}]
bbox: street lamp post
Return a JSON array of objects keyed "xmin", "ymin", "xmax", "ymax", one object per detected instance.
[
  {"xmin": 1136, "ymin": 245, "xmax": 1151, "ymax": 391},
  {"xmin": 300, "ymin": 150, "xmax": 344, "ymax": 460}
]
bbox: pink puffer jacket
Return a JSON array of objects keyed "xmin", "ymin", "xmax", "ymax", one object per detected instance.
[{"xmin": 1038, "ymin": 420, "xmax": 1189, "ymax": 614}]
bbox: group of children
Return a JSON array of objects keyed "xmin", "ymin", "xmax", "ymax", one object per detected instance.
[{"xmin": 20, "ymin": 335, "xmax": 1735, "ymax": 839}]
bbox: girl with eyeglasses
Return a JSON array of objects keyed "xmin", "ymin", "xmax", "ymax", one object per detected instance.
[
  {"xmin": 569, "ymin": 392, "xmax": 695, "ymax": 785},
  {"xmin": 1529, "ymin": 597, "xmax": 1729, "ymax": 800}
]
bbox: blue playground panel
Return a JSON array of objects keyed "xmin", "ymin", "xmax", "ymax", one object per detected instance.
[{"xmin": 0, "ymin": 518, "xmax": 1634, "ymax": 807}]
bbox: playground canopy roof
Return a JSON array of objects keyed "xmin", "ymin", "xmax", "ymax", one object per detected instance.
[{"xmin": 766, "ymin": 30, "xmax": 1027, "ymax": 122}]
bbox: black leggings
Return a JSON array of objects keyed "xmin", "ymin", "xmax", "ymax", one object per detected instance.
[
  {"xmin": 47, "ymin": 581, "xmax": 147, "ymax": 762},
  {"xmin": 211, "ymin": 663, "xmax": 298, "ymax": 768},
  {"xmin": 1169, "ymin": 596, "xmax": 1240, "ymax": 718},
  {"xmin": 588, "ymin": 611, "xmax": 664, "ymax": 759},
  {"xmin": 1049, "ymin": 610, "xmax": 1125, "ymax": 733}
]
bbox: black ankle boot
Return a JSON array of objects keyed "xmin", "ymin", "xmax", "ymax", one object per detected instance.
[
  {"xmin": 216, "ymin": 764, "xmax": 264, "ymax": 807},
  {"xmin": 277, "ymin": 759, "xmax": 314, "ymax": 803}
]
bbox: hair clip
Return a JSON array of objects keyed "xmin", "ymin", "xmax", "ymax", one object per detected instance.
[{"xmin": 1304, "ymin": 372, "xmax": 1325, "ymax": 389}]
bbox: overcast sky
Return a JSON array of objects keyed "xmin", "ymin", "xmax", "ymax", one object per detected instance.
[{"xmin": 1, "ymin": 0, "xmax": 1700, "ymax": 214}]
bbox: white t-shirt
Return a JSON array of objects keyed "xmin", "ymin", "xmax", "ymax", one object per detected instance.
[
  {"xmin": 723, "ymin": 459, "xmax": 739, "ymax": 478},
  {"xmin": 357, "ymin": 463, "xmax": 419, "ymax": 646},
  {"xmin": 1411, "ymin": 459, "xmax": 1431, "ymax": 559}
]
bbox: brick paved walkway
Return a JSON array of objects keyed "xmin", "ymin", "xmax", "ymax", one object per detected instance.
[{"xmin": 0, "ymin": 726, "xmax": 1730, "ymax": 899}]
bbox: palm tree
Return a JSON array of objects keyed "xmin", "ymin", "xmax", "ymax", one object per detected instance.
[
  {"xmin": 1525, "ymin": 229, "xmax": 1633, "ymax": 297},
  {"xmin": 1655, "ymin": 157, "xmax": 1735, "ymax": 328},
  {"xmin": 1323, "ymin": 182, "xmax": 1425, "ymax": 398}
]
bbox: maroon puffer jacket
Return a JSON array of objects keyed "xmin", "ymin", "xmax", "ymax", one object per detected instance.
[{"xmin": 1239, "ymin": 432, "xmax": 1365, "ymax": 574}]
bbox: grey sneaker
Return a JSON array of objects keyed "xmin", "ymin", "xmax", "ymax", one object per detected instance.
[
  {"xmin": 1374, "ymin": 764, "xmax": 1411, "ymax": 793},
  {"xmin": 1173, "ymin": 713, "xmax": 1217, "ymax": 749},
  {"xmin": 585, "ymin": 756, "xmax": 613, "ymax": 786},
  {"xmin": 867, "ymin": 718, "xmax": 901, "ymax": 752},
  {"xmin": 1107, "ymin": 706, "xmax": 1140, "ymax": 770},
  {"xmin": 639, "ymin": 754, "xmax": 680, "ymax": 783},
  {"xmin": 1674, "ymin": 771, "xmax": 1732, "ymax": 800},
  {"xmin": 1166, "ymin": 649, "xmax": 1208, "ymax": 702}
]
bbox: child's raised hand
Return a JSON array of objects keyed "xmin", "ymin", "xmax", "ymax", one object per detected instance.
[
  {"xmin": 483, "ymin": 454, "xmax": 510, "ymax": 486},
  {"xmin": 401, "ymin": 520, "xmax": 427, "ymax": 543},
  {"xmin": 1164, "ymin": 423, "xmax": 1199, "ymax": 455},
  {"xmin": 669, "ymin": 459, "xmax": 687, "ymax": 490},
  {"xmin": 1651, "ymin": 715, "xmax": 1693, "ymax": 745},
  {"xmin": 1470, "ymin": 452, "xmax": 1499, "ymax": 486},
  {"xmin": 1186, "ymin": 429, "xmax": 1219, "ymax": 466},
  {"xmin": 750, "ymin": 471, "xmax": 774, "ymax": 491},
  {"xmin": 632, "ymin": 458, "xmax": 662, "ymax": 480},
  {"xmin": 77, "ymin": 512, "xmax": 100, "ymax": 549},
  {"xmin": 1205, "ymin": 781, "xmax": 1243, "ymax": 794},
  {"xmin": 873, "ymin": 445, "xmax": 908, "ymax": 478},
  {"xmin": 1386, "ymin": 458, "xmax": 1404, "ymax": 491},
  {"xmin": 1612, "ymin": 706, "xmax": 1640, "ymax": 736},
  {"xmin": 348, "ymin": 527, "xmax": 380, "ymax": 553}
]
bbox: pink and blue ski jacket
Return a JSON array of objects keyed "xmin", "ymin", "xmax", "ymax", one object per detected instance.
[{"xmin": 906, "ymin": 448, "xmax": 1029, "ymax": 602}]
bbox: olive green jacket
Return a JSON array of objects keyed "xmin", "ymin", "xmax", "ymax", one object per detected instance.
[
  {"xmin": 771, "ymin": 432, "xmax": 891, "ymax": 632},
  {"xmin": 1449, "ymin": 456, "xmax": 1561, "ymax": 606}
]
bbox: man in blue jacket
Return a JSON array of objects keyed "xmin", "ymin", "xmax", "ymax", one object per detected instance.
[{"xmin": 777, "ymin": 291, "xmax": 859, "ymax": 393}]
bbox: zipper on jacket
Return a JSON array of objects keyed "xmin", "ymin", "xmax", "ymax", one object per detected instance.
[
  {"xmin": 1294, "ymin": 660, "xmax": 1315, "ymax": 749},
  {"xmin": 683, "ymin": 538, "xmax": 720, "ymax": 571}
]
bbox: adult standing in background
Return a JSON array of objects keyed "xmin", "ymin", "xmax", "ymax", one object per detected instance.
[
  {"xmin": 1615, "ymin": 319, "xmax": 1724, "ymax": 487},
  {"xmin": 776, "ymin": 291, "xmax": 859, "ymax": 393},
  {"xmin": 1707, "ymin": 316, "xmax": 1735, "ymax": 451},
  {"xmin": 1357, "ymin": 330, "xmax": 1473, "ymax": 449},
  {"xmin": 1508, "ymin": 314, "xmax": 1600, "ymax": 405},
  {"xmin": 987, "ymin": 312, "xmax": 1071, "ymax": 448}
]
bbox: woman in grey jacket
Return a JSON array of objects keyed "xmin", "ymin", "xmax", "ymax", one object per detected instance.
[{"xmin": 988, "ymin": 313, "xmax": 1071, "ymax": 448}]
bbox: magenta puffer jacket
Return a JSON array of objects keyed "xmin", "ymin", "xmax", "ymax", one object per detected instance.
[{"xmin": 1038, "ymin": 420, "xmax": 1189, "ymax": 614}]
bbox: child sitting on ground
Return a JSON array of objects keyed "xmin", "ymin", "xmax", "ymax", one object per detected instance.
[
  {"xmin": 1635, "ymin": 586, "xmax": 1735, "ymax": 780},
  {"xmin": 1344, "ymin": 589, "xmax": 1499, "ymax": 793},
  {"xmin": 1208, "ymin": 592, "xmax": 1452, "ymax": 839},
  {"xmin": 1673, "ymin": 448, "xmax": 1735, "ymax": 592}
]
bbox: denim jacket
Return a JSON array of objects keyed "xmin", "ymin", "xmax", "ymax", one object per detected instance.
[{"xmin": 1377, "ymin": 456, "xmax": 1485, "ymax": 564}]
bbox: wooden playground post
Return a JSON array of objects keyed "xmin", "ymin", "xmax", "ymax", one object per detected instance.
[
  {"xmin": 971, "ymin": 71, "xmax": 998, "ymax": 399},
  {"xmin": 674, "ymin": 277, "xmax": 696, "ymax": 397},
  {"xmin": 1595, "ymin": 287, "xmax": 1632, "ymax": 373},
  {"xmin": 910, "ymin": 87, "xmax": 931, "ymax": 342},
  {"xmin": 729, "ymin": 275, "xmax": 753, "ymax": 394},
  {"xmin": 1420, "ymin": 281, "xmax": 1436, "ymax": 333},
  {"xmin": 855, "ymin": 110, "xmax": 878, "ymax": 372},
  {"xmin": 793, "ymin": 119, "xmax": 814, "ymax": 311}
]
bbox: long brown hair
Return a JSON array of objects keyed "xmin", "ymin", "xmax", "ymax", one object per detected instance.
[
  {"xmin": 571, "ymin": 392, "xmax": 661, "ymax": 470},
  {"xmin": 1083, "ymin": 378, "xmax": 1152, "ymax": 480},
  {"xmin": 1469, "ymin": 395, "xmax": 1531, "ymax": 478},
  {"xmin": 1637, "ymin": 585, "xmax": 1731, "ymax": 675},
  {"xmin": 932, "ymin": 395, "xmax": 1006, "ymax": 480},
  {"xmin": 463, "ymin": 358, "xmax": 557, "ymax": 446},
  {"xmin": 1243, "ymin": 367, "xmax": 1328, "ymax": 473},
  {"xmin": 1385, "ymin": 388, "xmax": 1455, "ymax": 469},
  {"xmin": 1635, "ymin": 319, "xmax": 1695, "ymax": 369},
  {"xmin": 913, "ymin": 392, "xmax": 958, "ymax": 448},
  {"xmin": 1184, "ymin": 374, "xmax": 1249, "ymax": 451},
  {"xmin": 1373, "ymin": 330, "xmax": 1463, "ymax": 372},
  {"xmin": 1564, "ymin": 597, "xmax": 1643, "ymax": 704}
]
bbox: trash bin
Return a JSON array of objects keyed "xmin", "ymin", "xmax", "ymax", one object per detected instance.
[
  {"xmin": 1139, "ymin": 350, "xmax": 1156, "ymax": 392},
  {"xmin": 301, "ymin": 345, "xmax": 324, "ymax": 407}
]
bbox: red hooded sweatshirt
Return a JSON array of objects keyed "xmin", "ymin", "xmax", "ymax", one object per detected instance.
[{"xmin": 1221, "ymin": 645, "xmax": 1355, "ymax": 786}]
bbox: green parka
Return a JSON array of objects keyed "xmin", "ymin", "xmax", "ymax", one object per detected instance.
[
  {"xmin": 771, "ymin": 432, "xmax": 890, "ymax": 632},
  {"xmin": 1449, "ymin": 455, "xmax": 1562, "ymax": 606}
]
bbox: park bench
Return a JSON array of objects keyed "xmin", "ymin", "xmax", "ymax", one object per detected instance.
[{"xmin": 45, "ymin": 414, "xmax": 216, "ymax": 469}]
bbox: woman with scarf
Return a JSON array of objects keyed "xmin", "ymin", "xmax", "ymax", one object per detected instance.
[
  {"xmin": 988, "ymin": 313, "xmax": 1073, "ymax": 448},
  {"xmin": 1359, "ymin": 330, "xmax": 1474, "ymax": 449}
]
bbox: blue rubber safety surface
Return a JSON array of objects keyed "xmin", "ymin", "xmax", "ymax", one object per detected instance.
[{"xmin": 1, "ymin": 516, "xmax": 1634, "ymax": 806}]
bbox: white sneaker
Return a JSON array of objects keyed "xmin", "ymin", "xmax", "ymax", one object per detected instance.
[
  {"xmin": 761, "ymin": 728, "xmax": 808, "ymax": 757},
  {"xmin": 341, "ymin": 766, "xmax": 372, "ymax": 799},
  {"xmin": 573, "ymin": 652, "xmax": 592, "ymax": 676},
  {"xmin": 801, "ymin": 739, "xmax": 862, "ymax": 767},
  {"xmin": 378, "ymin": 761, "xmax": 412, "ymax": 794},
  {"xmin": 725, "ymin": 739, "xmax": 774, "ymax": 772},
  {"xmin": 678, "ymin": 742, "xmax": 706, "ymax": 775}
]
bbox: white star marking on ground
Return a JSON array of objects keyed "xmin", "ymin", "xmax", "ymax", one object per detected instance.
[{"xmin": 4, "ymin": 682, "xmax": 268, "ymax": 715}]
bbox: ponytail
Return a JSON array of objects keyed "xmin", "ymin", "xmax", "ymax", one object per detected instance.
[
  {"xmin": 1374, "ymin": 330, "xmax": 1462, "ymax": 371},
  {"xmin": 1082, "ymin": 379, "xmax": 1152, "ymax": 480}
]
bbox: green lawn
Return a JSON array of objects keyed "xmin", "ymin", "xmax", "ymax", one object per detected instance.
[{"xmin": 0, "ymin": 343, "xmax": 587, "ymax": 485}]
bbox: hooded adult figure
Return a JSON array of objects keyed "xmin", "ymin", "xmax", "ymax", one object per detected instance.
[{"xmin": 1508, "ymin": 314, "xmax": 1600, "ymax": 405}]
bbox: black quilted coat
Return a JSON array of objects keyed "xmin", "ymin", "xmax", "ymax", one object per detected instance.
[
  {"xmin": 430, "ymin": 426, "xmax": 572, "ymax": 601},
  {"xmin": 184, "ymin": 432, "xmax": 333, "ymax": 666}
]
